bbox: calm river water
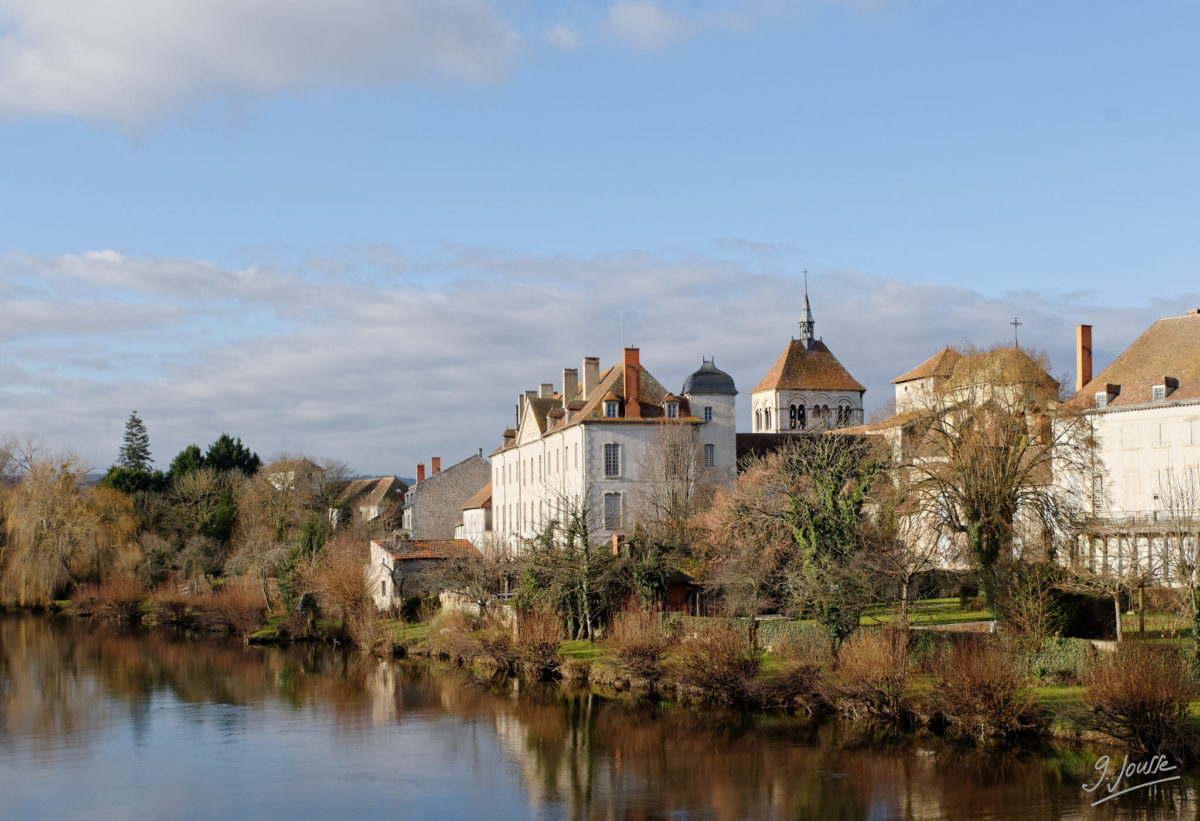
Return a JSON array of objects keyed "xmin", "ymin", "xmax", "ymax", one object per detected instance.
[{"xmin": 0, "ymin": 612, "xmax": 1196, "ymax": 820}]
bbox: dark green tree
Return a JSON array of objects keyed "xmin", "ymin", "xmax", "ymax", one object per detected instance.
[
  {"xmin": 205, "ymin": 434, "xmax": 261, "ymax": 476},
  {"xmin": 167, "ymin": 444, "xmax": 206, "ymax": 482},
  {"xmin": 118, "ymin": 410, "xmax": 153, "ymax": 472}
]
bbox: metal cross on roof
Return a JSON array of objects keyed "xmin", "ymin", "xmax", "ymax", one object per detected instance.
[{"xmin": 1011, "ymin": 315, "xmax": 1022, "ymax": 347}]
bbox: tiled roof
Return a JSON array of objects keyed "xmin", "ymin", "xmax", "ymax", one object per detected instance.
[
  {"xmin": 380, "ymin": 538, "xmax": 480, "ymax": 561},
  {"xmin": 1067, "ymin": 312, "xmax": 1200, "ymax": 410},
  {"xmin": 892, "ymin": 348, "xmax": 960, "ymax": 384},
  {"xmin": 338, "ymin": 476, "xmax": 405, "ymax": 508},
  {"xmin": 461, "ymin": 481, "xmax": 492, "ymax": 510},
  {"xmin": 948, "ymin": 347, "xmax": 1058, "ymax": 393},
  {"xmin": 752, "ymin": 340, "xmax": 866, "ymax": 394}
]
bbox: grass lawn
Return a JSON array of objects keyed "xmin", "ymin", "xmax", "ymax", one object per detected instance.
[
  {"xmin": 861, "ymin": 597, "xmax": 993, "ymax": 626},
  {"xmin": 385, "ymin": 620, "xmax": 430, "ymax": 644}
]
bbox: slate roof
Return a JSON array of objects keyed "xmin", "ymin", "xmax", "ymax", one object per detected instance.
[
  {"xmin": 1066, "ymin": 312, "xmax": 1200, "ymax": 410},
  {"xmin": 461, "ymin": 481, "xmax": 493, "ymax": 510},
  {"xmin": 752, "ymin": 339, "xmax": 866, "ymax": 394},
  {"xmin": 681, "ymin": 359, "xmax": 737, "ymax": 395}
]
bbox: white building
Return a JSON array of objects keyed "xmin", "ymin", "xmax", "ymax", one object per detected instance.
[
  {"xmin": 750, "ymin": 286, "xmax": 865, "ymax": 432},
  {"xmin": 489, "ymin": 348, "xmax": 737, "ymax": 551},
  {"xmin": 1063, "ymin": 313, "xmax": 1200, "ymax": 583}
]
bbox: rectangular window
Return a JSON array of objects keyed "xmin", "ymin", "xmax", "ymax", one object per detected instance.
[
  {"xmin": 604, "ymin": 443, "xmax": 620, "ymax": 477},
  {"xmin": 704, "ymin": 406, "xmax": 713, "ymax": 422},
  {"xmin": 666, "ymin": 403, "xmax": 678, "ymax": 418},
  {"xmin": 604, "ymin": 492, "xmax": 622, "ymax": 529},
  {"xmin": 704, "ymin": 443, "xmax": 715, "ymax": 468},
  {"xmin": 1153, "ymin": 384, "xmax": 1167, "ymax": 402},
  {"xmin": 381, "ymin": 581, "xmax": 387, "ymax": 598}
]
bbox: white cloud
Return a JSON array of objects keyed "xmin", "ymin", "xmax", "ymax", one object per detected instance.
[
  {"xmin": 545, "ymin": 23, "xmax": 580, "ymax": 51},
  {"xmin": 0, "ymin": 0, "xmax": 520, "ymax": 127},
  {"xmin": 605, "ymin": 0, "xmax": 748, "ymax": 53},
  {"xmin": 1, "ymin": 242, "xmax": 1189, "ymax": 476}
]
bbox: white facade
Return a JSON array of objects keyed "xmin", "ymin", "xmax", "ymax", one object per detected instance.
[
  {"xmin": 1084, "ymin": 402, "xmax": 1200, "ymax": 515},
  {"xmin": 490, "ymin": 349, "xmax": 737, "ymax": 551}
]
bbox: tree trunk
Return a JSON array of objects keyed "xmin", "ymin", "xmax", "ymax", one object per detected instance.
[
  {"xmin": 899, "ymin": 578, "xmax": 910, "ymax": 627},
  {"xmin": 1113, "ymin": 592, "xmax": 1122, "ymax": 642},
  {"xmin": 260, "ymin": 566, "xmax": 272, "ymax": 612},
  {"xmin": 1138, "ymin": 585, "xmax": 1145, "ymax": 634}
]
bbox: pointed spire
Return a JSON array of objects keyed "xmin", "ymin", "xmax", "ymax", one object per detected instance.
[{"xmin": 798, "ymin": 270, "xmax": 815, "ymax": 350}]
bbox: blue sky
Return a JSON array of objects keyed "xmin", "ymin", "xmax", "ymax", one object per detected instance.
[{"xmin": 2, "ymin": 0, "xmax": 1198, "ymax": 475}]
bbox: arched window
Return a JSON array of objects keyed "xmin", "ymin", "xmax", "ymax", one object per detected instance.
[
  {"xmin": 798, "ymin": 404, "xmax": 806, "ymax": 429},
  {"xmin": 755, "ymin": 409, "xmax": 761, "ymax": 431},
  {"xmin": 764, "ymin": 408, "xmax": 771, "ymax": 430},
  {"xmin": 789, "ymin": 405, "xmax": 797, "ymax": 429}
]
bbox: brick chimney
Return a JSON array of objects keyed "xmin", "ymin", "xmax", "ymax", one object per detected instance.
[
  {"xmin": 562, "ymin": 368, "xmax": 578, "ymax": 403},
  {"xmin": 416, "ymin": 462, "xmax": 425, "ymax": 483},
  {"xmin": 623, "ymin": 348, "xmax": 641, "ymax": 418},
  {"xmin": 582, "ymin": 356, "xmax": 600, "ymax": 400},
  {"xmin": 431, "ymin": 457, "xmax": 441, "ymax": 475},
  {"xmin": 1076, "ymin": 324, "xmax": 1093, "ymax": 393}
]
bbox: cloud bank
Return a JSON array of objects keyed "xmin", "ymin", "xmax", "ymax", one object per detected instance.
[
  {"xmin": 0, "ymin": 0, "xmax": 519, "ymax": 127},
  {"xmin": 1, "ymin": 243, "xmax": 1188, "ymax": 477}
]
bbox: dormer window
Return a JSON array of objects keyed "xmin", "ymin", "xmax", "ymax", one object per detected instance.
[
  {"xmin": 1153, "ymin": 377, "xmax": 1179, "ymax": 402},
  {"xmin": 1094, "ymin": 392, "xmax": 1108, "ymax": 408},
  {"xmin": 665, "ymin": 402, "xmax": 679, "ymax": 418},
  {"xmin": 604, "ymin": 400, "xmax": 619, "ymax": 418}
]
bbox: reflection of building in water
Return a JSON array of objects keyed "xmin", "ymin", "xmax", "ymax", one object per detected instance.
[{"xmin": 366, "ymin": 660, "xmax": 398, "ymax": 725}]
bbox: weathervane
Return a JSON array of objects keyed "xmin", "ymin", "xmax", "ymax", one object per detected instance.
[{"xmin": 1011, "ymin": 316, "xmax": 1022, "ymax": 347}]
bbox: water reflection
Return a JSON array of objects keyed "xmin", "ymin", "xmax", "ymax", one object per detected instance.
[{"xmin": 0, "ymin": 612, "xmax": 1195, "ymax": 820}]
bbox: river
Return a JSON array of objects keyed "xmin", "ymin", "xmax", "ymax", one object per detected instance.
[{"xmin": 0, "ymin": 612, "xmax": 1195, "ymax": 820}]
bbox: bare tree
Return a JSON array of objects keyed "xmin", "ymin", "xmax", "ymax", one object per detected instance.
[
  {"xmin": 902, "ymin": 345, "xmax": 1089, "ymax": 605},
  {"xmin": 0, "ymin": 456, "xmax": 136, "ymax": 605},
  {"xmin": 861, "ymin": 474, "xmax": 946, "ymax": 626}
]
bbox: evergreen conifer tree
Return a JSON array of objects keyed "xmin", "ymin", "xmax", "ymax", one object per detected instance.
[{"xmin": 118, "ymin": 410, "xmax": 152, "ymax": 472}]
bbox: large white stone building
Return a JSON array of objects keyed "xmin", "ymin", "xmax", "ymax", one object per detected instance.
[
  {"xmin": 489, "ymin": 348, "xmax": 737, "ymax": 551},
  {"xmin": 750, "ymin": 287, "xmax": 865, "ymax": 432},
  {"xmin": 1063, "ymin": 312, "xmax": 1200, "ymax": 583}
]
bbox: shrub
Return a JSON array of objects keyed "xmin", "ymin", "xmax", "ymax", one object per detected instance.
[
  {"xmin": 193, "ymin": 581, "xmax": 265, "ymax": 634},
  {"xmin": 824, "ymin": 628, "xmax": 913, "ymax": 726},
  {"xmin": 606, "ymin": 609, "xmax": 671, "ymax": 687},
  {"xmin": 146, "ymin": 583, "xmax": 194, "ymax": 628},
  {"xmin": 71, "ymin": 576, "xmax": 145, "ymax": 622},
  {"xmin": 753, "ymin": 661, "xmax": 824, "ymax": 714},
  {"xmin": 676, "ymin": 622, "xmax": 760, "ymax": 705},
  {"xmin": 1077, "ymin": 642, "xmax": 1198, "ymax": 760},
  {"xmin": 932, "ymin": 637, "xmax": 1044, "ymax": 743},
  {"xmin": 515, "ymin": 609, "xmax": 563, "ymax": 680},
  {"xmin": 400, "ymin": 593, "xmax": 439, "ymax": 624},
  {"xmin": 429, "ymin": 610, "xmax": 480, "ymax": 664}
]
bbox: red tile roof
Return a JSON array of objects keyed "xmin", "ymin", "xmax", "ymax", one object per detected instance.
[
  {"xmin": 1066, "ymin": 312, "xmax": 1200, "ymax": 410},
  {"xmin": 752, "ymin": 340, "xmax": 866, "ymax": 394},
  {"xmin": 891, "ymin": 347, "xmax": 960, "ymax": 384},
  {"xmin": 380, "ymin": 538, "xmax": 480, "ymax": 561}
]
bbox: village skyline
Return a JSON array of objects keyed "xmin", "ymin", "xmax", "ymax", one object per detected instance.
[{"xmin": 3, "ymin": 0, "xmax": 1199, "ymax": 474}]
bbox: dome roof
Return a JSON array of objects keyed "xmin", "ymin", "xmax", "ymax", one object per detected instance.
[{"xmin": 682, "ymin": 359, "xmax": 737, "ymax": 396}]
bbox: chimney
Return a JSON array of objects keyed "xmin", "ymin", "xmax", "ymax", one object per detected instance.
[
  {"xmin": 623, "ymin": 347, "xmax": 641, "ymax": 418},
  {"xmin": 416, "ymin": 462, "xmax": 426, "ymax": 483},
  {"xmin": 1076, "ymin": 324, "xmax": 1093, "ymax": 393},
  {"xmin": 582, "ymin": 356, "xmax": 600, "ymax": 400},
  {"xmin": 562, "ymin": 368, "xmax": 578, "ymax": 403},
  {"xmin": 539, "ymin": 383, "xmax": 553, "ymax": 399},
  {"xmin": 431, "ymin": 457, "xmax": 441, "ymax": 475}
]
